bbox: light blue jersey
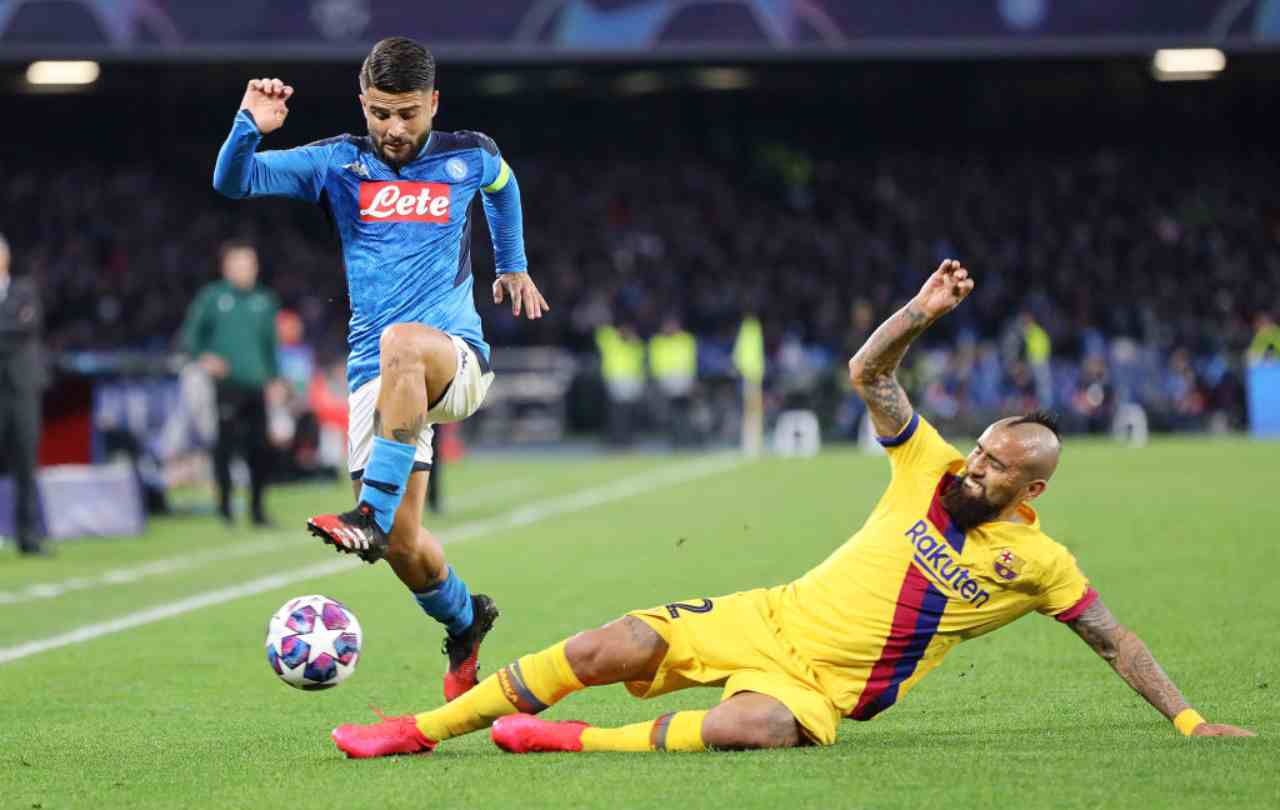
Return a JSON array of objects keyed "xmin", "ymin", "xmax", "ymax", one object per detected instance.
[{"xmin": 213, "ymin": 110, "xmax": 527, "ymax": 391}]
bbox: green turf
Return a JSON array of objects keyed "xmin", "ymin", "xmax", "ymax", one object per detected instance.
[{"xmin": 1, "ymin": 439, "xmax": 1276, "ymax": 809}]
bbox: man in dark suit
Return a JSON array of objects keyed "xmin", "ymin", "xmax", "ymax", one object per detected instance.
[{"xmin": 0, "ymin": 233, "xmax": 48, "ymax": 555}]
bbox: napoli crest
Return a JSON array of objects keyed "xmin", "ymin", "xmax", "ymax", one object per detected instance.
[
  {"xmin": 445, "ymin": 158, "xmax": 468, "ymax": 181},
  {"xmin": 993, "ymin": 549, "xmax": 1025, "ymax": 581}
]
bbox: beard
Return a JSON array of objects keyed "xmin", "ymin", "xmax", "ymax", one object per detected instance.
[
  {"xmin": 372, "ymin": 130, "xmax": 428, "ymax": 169},
  {"xmin": 940, "ymin": 475, "xmax": 1005, "ymax": 532}
]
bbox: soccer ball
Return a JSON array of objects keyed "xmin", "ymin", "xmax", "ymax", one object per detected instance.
[{"xmin": 265, "ymin": 594, "xmax": 362, "ymax": 690}]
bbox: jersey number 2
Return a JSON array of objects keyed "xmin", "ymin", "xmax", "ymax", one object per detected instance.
[{"xmin": 665, "ymin": 598, "xmax": 714, "ymax": 619}]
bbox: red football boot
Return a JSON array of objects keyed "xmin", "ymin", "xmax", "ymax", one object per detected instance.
[
  {"xmin": 491, "ymin": 714, "xmax": 590, "ymax": 754},
  {"xmin": 442, "ymin": 594, "xmax": 500, "ymax": 701},
  {"xmin": 331, "ymin": 713, "xmax": 436, "ymax": 759},
  {"xmin": 306, "ymin": 503, "xmax": 389, "ymax": 564}
]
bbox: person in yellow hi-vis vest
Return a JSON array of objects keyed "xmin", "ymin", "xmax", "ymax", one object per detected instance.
[
  {"xmin": 649, "ymin": 317, "xmax": 698, "ymax": 447},
  {"xmin": 733, "ymin": 315, "xmax": 765, "ymax": 456},
  {"xmin": 596, "ymin": 323, "xmax": 646, "ymax": 445},
  {"xmin": 1248, "ymin": 313, "xmax": 1280, "ymax": 363},
  {"xmin": 1020, "ymin": 312, "xmax": 1053, "ymax": 408}
]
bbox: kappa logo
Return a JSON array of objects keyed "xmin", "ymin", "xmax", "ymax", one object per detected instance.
[
  {"xmin": 358, "ymin": 181, "xmax": 452, "ymax": 222},
  {"xmin": 341, "ymin": 161, "xmax": 371, "ymax": 179},
  {"xmin": 993, "ymin": 549, "xmax": 1024, "ymax": 581}
]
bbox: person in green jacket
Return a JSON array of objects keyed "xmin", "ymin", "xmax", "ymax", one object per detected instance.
[{"xmin": 180, "ymin": 239, "xmax": 282, "ymax": 527}]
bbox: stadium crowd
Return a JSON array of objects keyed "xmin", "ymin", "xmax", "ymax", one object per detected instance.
[{"xmin": 4, "ymin": 143, "xmax": 1276, "ymax": 435}]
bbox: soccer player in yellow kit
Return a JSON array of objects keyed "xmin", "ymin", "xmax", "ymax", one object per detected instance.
[{"xmin": 332, "ymin": 260, "xmax": 1254, "ymax": 758}]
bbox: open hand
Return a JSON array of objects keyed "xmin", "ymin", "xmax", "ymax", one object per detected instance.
[
  {"xmin": 912, "ymin": 259, "xmax": 974, "ymax": 321},
  {"xmin": 239, "ymin": 78, "xmax": 293, "ymax": 135},
  {"xmin": 1190, "ymin": 722, "xmax": 1256, "ymax": 737},
  {"xmin": 492, "ymin": 272, "xmax": 550, "ymax": 320}
]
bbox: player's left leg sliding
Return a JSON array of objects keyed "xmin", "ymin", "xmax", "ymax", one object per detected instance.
[
  {"xmin": 333, "ymin": 638, "xmax": 585, "ymax": 758},
  {"xmin": 332, "ymin": 618, "xmax": 713, "ymax": 758}
]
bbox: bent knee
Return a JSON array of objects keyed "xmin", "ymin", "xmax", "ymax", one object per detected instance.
[
  {"xmin": 379, "ymin": 323, "xmax": 433, "ymax": 365},
  {"xmin": 565, "ymin": 617, "xmax": 664, "ymax": 685}
]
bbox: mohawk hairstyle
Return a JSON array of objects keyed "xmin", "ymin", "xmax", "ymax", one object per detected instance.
[
  {"xmin": 359, "ymin": 37, "xmax": 435, "ymax": 94},
  {"xmin": 1011, "ymin": 409, "xmax": 1061, "ymax": 440}
]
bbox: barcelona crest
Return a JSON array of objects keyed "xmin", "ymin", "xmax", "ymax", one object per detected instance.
[{"xmin": 993, "ymin": 549, "xmax": 1024, "ymax": 581}]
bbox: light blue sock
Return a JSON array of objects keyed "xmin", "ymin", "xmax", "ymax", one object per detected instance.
[
  {"xmin": 358, "ymin": 436, "xmax": 416, "ymax": 533},
  {"xmin": 414, "ymin": 566, "xmax": 475, "ymax": 637}
]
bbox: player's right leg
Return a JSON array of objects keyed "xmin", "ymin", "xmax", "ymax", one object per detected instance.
[
  {"xmin": 307, "ymin": 323, "xmax": 456, "ymax": 560},
  {"xmin": 331, "ymin": 616, "xmax": 667, "ymax": 758},
  {"xmin": 492, "ymin": 690, "xmax": 806, "ymax": 754}
]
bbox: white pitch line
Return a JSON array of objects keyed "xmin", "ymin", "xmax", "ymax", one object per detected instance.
[
  {"xmin": 0, "ymin": 535, "xmax": 305, "ymax": 605},
  {"xmin": 0, "ymin": 476, "xmax": 542, "ymax": 606},
  {"xmin": 0, "ymin": 453, "xmax": 746, "ymax": 665},
  {"xmin": 443, "ymin": 477, "xmax": 537, "ymax": 510},
  {"xmin": 0, "ymin": 558, "xmax": 361, "ymax": 665}
]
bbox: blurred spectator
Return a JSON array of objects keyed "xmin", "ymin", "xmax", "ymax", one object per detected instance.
[
  {"xmin": 1066, "ymin": 353, "xmax": 1113, "ymax": 433},
  {"xmin": 307, "ymin": 360, "xmax": 349, "ymax": 473},
  {"xmin": 8, "ymin": 142, "xmax": 1277, "ymax": 435},
  {"xmin": 596, "ymin": 322, "xmax": 646, "ymax": 445},
  {"xmin": 649, "ymin": 316, "xmax": 698, "ymax": 446},
  {"xmin": 0, "ymin": 233, "xmax": 49, "ymax": 556},
  {"xmin": 1019, "ymin": 311, "xmax": 1053, "ymax": 408},
  {"xmin": 179, "ymin": 240, "xmax": 281, "ymax": 528},
  {"xmin": 1248, "ymin": 313, "xmax": 1280, "ymax": 363},
  {"xmin": 1162, "ymin": 348, "xmax": 1208, "ymax": 430}
]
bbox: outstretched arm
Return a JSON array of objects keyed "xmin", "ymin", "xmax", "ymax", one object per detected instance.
[
  {"xmin": 847, "ymin": 259, "xmax": 973, "ymax": 437},
  {"xmin": 1067, "ymin": 598, "xmax": 1255, "ymax": 737},
  {"xmin": 212, "ymin": 78, "xmax": 328, "ymax": 202}
]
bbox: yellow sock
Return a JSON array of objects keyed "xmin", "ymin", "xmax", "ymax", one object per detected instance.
[
  {"xmin": 415, "ymin": 673, "xmax": 512, "ymax": 742},
  {"xmin": 505, "ymin": 640, "xmax": 585, "ymax": 709},
  {"xmin": 580, "ymin": 710, "xmax": 708, "ymax": 752},
  {"xmin": 414, "ymin": 640, "xmax": 584, "ymax": 742}
]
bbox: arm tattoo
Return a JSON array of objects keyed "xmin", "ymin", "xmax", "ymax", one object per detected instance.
[
  {"xmin": 1067, "ymin": 599, "xmax": 1190, "ymax": 721},
  {"xmin": 848, "ymin": 304, "xmax": 931, "ymax": 436}
]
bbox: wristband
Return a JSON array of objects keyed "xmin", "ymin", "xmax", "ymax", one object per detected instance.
[{"xmin": 1173, "ymin": 708, "xmax": 1205, "ymax": 736}]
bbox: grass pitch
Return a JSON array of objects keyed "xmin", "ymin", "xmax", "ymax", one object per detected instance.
[{"xmin": 1, "ymin": 439, "xmax": 1277, "ymax": 809}]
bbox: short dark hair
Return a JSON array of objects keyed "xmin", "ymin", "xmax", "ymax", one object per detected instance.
[
  {"xmin": 218, "ymin": 238, "xmax": 256, "ymax": 263},
  {"xmin": 359, "ymin": 37, "xmax": 435, "ymax": 93},
  {"xmin": 1011, "ymin": 409, "xmax": 1061, "ymax": 440}
]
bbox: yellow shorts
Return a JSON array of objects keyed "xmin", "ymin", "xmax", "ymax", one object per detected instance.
[{"xmin": 626, "ymin": 588, "xmax": 841, "ymax": 746}]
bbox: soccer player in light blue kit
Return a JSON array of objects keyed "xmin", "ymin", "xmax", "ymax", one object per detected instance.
[{"xmin": 212, "ymin": 38, "xmax": 549, "ymax": 701}]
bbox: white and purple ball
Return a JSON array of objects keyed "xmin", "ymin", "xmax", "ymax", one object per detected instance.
[{"xmin": 265, "ymin": 595, "xmax": 362, "ymax": 690}]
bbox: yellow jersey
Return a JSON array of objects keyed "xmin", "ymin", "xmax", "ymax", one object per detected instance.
[{"xmin": 773, "ymin": 412, "xmax": 1095, "ymax": 719}]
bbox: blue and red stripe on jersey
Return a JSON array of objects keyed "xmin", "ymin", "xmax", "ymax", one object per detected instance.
[
  {"xmin": 850, "ymin": 472, "xmax": 970, "ymax": 720},
  {"xmin": 927, "ymin": 473, "xmax": 967, "ymax": 553},
  {"xmin": 849, "ymin": 564, "xmax": 949, "ymax": 720}
]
